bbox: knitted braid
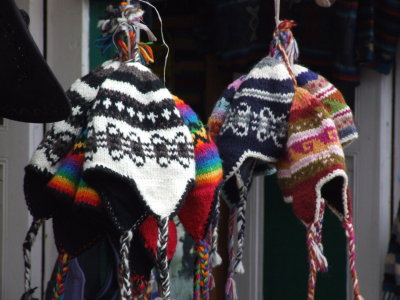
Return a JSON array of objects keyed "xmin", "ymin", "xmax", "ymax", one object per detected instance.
[
  {"xmin": 306, "ymin": 200, "xmax": 328, "ymax": 300},
  {"xmin": 343, "ymin": 217, "xmax": 364, "ymax": 300},
  {"xmin": 209, "ymin": 200, "xmax": 222, "ymax": 268},
  {"xmin": 23, "ymin": 219, "xmax": 44, "ymax": 294},
  {"xmin": 233, "ymin": 176, "xmax": 247, "ymax": 274},
  {"xmin": 197, "ymin": 239, "xmax": 211, "ymax": 300},
  {"xmin": 53, "ymin": 253, "xmax": 70, "ymax": 300},
  {"xmin": 193, "ymin": 250, "xmax": 201, "ymax": 300},
  {"xmin": 119, "ymin": 214, "xmax": 147, "ymax": 300},
  {"xmin": 225, "ymin": 207, "xmax": 238, "ymax": 300},
  {"xmin": 119, "ymin": 229, "xmax": 134, "ymax": 300},
  {"xmin": 156, "ymin": 217, "xmax": 171, "ymax": 299}
]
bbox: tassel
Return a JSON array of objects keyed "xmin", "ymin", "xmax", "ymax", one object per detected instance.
[
  {"xmin": 343, "ymin": 217, "xmax": 364, "ymax": 300},
  {"xmin": 23, "ymin": 219, "xmax": 44, "ymax": 295},
  {"xmin": 210, "ymin": 251, "xmax": 222, "ymax": 268},
  {"xmin": 53, "ymin": 253, "xmax": 70, "ymax": 300},
  {"xmin": 156, "ymin": 218, "xmax": 172, "ymax": 299},
  {"xmin": 233, "ymin": 177, "xmax": 248, "ymax": 275},
  {"xmin": 119, "ymin": 229, "xmax": 134, "ymax": 300},
  {"xmin": 225, "ymin": 276, "xmax": 238, "ymax": 300}
]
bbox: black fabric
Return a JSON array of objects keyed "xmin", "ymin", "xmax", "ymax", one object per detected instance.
[{"xmin": 0, "ymin": 0, "xmax": 70, "ymax": 123}]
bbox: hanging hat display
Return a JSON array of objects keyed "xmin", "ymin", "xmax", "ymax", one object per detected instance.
[
  {"xmin": 276, "ymin": 87, "xmax": 363, "ymax": 300},
  {"xmin": 0, "ymin": 0, "xmax": 71, "ymax": 123},
  {"xmin": 82, "ymin": 60, "xmax": 195, "ymax": 300}
]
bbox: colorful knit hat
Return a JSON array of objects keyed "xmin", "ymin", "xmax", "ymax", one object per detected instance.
[
  {"xmin": 293, "ymin": 64, "xmax": 358, "ymax": 147},
  {"xmin": 208, "ymin": 65, "xmax": 358, "ymax": 149},
  {"xmin": 82, "ymin": 61, "xmax": 195, "ymax": 300},
  {"xmin": 216, "ymin": 56, "xmax": 295, "ymax": 298},
  {"xmin": 174, "ymin": 96, "xmax": 223, "ymax": 299},
  {"xmin": 276, "ymin": 87, "xmax": 363, "ymax": 300}
]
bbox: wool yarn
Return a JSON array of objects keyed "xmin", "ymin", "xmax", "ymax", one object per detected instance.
[
  {"xmin": 207, "ymin": 76, "xmax": 246, "ymax": 142},
  {"xmin": 293, "ymin": 64, "xmax": 358, "ymax": 147},
  {"xmin": 276, "ymin": 87, "xmax": 362, "ymax": 300}
]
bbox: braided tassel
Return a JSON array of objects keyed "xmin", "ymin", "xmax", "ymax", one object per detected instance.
[
  {"xmin": 193, "ymin": 252, "xmax": 202, "ymax": 300},
  {"xmin": 234, "ymin": 183, "xmax": 248, "ymax": 274},
  {"xmin": 23, "ymin": 219, "xmax": 44, "ymax": 295},
  {"xmin": 209, "ymin": 200, "xmax": 222, "ymax": 268},
  {"xmin": 53, "ymin": 253, "xmax": 70, "ymax": 300},
  {"xmin": 343, "ymin": 217, "xmax": 364, "ymax": 300},
  {"xmin": 306, "ymin": 200, "xmax": 328, "ymax": 300},
  {"xmin": 225, "ymin": 207, "xmax": 237, "ymax": 300},
  {"xmin": 155, "ymin": 217, "xmax": 172, "ymax": 300},
  {"xmin": 199, "ymin": 240, "xmax": 211, "ymax": 300},
  {"xmin": 119, "ymin": 228, "xmax": 134, "ymax": 300}
]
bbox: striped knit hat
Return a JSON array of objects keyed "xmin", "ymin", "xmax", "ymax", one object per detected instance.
[
  {"xmin": 276, "ymin": 87, "xmax": 363, "ymax": 300},
  {"xmin": 82, "ymin": 61, "xmax": 195, "ymax": 300},
  {"xmin": 208, "ymin": 65, "xmax": 358, "ymax": 149},
  {"xmin": 293, "ymin": 64, "xmax": 358, "ymax": 147},
  {"xmin": 217, "ymin": 56, "xmax": 295, "ymax": 299}
]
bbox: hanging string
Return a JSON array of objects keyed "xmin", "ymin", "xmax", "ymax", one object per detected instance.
[
  {"xmin": 53, "ymin": 252, "xmax": 70, "ymax": 300},
  {"xmin": 270, "ymin": 0, "xmax": 298, "ymax": 86},
  {"xmin": 137, "ymin": 0, "xmax": 170, "ymax": 84}
]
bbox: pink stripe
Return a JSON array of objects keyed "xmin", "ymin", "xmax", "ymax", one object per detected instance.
[
  {"xmin": 315, "ymin": 84, "xmax": 335, "ymax": 100},
  {"xmin": 289, "ymin": 130, "xmax": 339, "ymax": 154},
  {"xmin": 332, "ymin": 108, "xmax": 353, "ymax": 119}
]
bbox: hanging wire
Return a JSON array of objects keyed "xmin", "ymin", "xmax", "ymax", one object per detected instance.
[{"xmin": 137, "ymin": 0, "xmax": 170, "ymax": 84}]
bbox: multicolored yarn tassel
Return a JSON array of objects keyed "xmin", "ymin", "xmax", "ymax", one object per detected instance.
[
  {"xmin": 53, "ymin": 253, "xmax": 70, "ymax": 300},
  {"xmin": 269, "ymin": 19, "xmax": 299, "ymax": 67},
  {"xmin": 193, "ymin": 239, "xmax": 211, "ymax": 300},
  {"xmin": 306, "ymin": 200, "xmax": 328, "ymax": 300}
]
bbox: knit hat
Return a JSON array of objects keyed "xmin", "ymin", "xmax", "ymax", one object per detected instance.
[
  {"xmin": 82, "ymin": 61, "xmax": 195, "ymax": 299},
  {"xmin": 293, "ymin": 64, "xmax": 358, "ymax": 147},
  {"xmin": 173, "ymin": 96, "xmax": 223, "ymax": 299},
  {"xmin": 0, "ymin": 0, "xmax": 70, "ymax": 123},
  {"xmin": 217, "ymin": 56, "xmax": 295, "ymax": 298},
  {"xmin": 24, "ymin": 60, "xmax": 116, "ymax": 220},
  {"xmin": 276, "ymin": 87, "xmax": 363, "ymax": 300},
  {"xmin": 208, "ymin": 65, "xmax": 358, "ymax": 149}
]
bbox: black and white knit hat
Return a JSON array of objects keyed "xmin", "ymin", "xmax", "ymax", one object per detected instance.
[
  {"xmin": 82, "ymin": 60, "xmax": 195, "ymax": 299},
  {"xmin": 216, "ymin": 56, "xmax": 295, "ymax": 298}
]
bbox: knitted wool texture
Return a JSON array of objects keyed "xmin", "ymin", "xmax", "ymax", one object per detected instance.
[
  {"xmin": 207, "ymin": 76, "xmax": 246, "ymax": 142},
  {"xmin": 175, "ymin": 96, "xmax": 223, "ymax": 241},
  {"xmin": 208, "ymin": 65, "xmax": 358, "ymax": 149},
  {"xmin": 293, "ymin": 64, "xmax": 358, "ymax": 147},
  {"xmin": 24, "ymin": 60, "xmax": 116, "ymax": 220},
  {"xmin": 82, "ymin": 61, "xmax": 196, "ymax": 232},
  {"xmin": 276, "ymin": 87, "xmax": 362, "ymax": 299}
]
